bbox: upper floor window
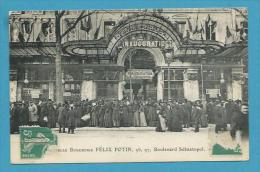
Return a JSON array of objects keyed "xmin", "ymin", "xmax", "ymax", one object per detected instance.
[{"xmin": 104, "ymin": 21, "xmax": 116, "ymax": 36}]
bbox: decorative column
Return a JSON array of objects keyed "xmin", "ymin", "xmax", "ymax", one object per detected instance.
[
  {"xmin": 118, "ymin": 81, "xmax": 124, "ymax": 100},
  {"xmin": 226, "ymin": 69, "xmax": 233, "ymax": 100},
  {"xmin": 81, "ymin": 69, "xmax": 96, "ymax": 100},
  {"xmin": 48, "ymin": 82, "xmax": 54, "ymax": 101},
  {"xmin": 157, "ymin": 70, "xmax": 164, "ymax": 101},
  {"xmin": 10, "ymin": 70, "xmax": 18, "ymax": 102},
  {"xmin": 10, "ymin": 81, "xmax": 17, "ymax": 103},
  {"xmin": 118, "ymin": 71, "xmax": 125, "ymax": 100},
  {"xmin": 231, "ymin": 68, "xmax": 243, "ymax": 100},
  {"xmin": 183, "ymin": 69, "xmax": 200, "ymax": 101},
  {"xmin": 232, "ymin": 80, "xmax": 242, "ymax": 100},
  {"xmin": 16, "ymin": 82, "xmax": 22, "ymax": 102},
  {"xmin": 227, "ymin": 81, "xmax": 233, "ymax": 100}
]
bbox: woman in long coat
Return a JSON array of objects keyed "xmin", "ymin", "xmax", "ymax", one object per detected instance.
[
  {"xmin": 192, "ymin": 104, "xmax": 202, "ymax": 132},
  {"xmin": 147, "ymin": 102, "xmax": 157, "ymax": 127},
  {"xmin": 156, "ymin": 106, "xmax": 166, "ymax": 132},
  {"xmin": 127, "ymin": 103, "xmax": 134, "ymax": 127},
  {"xmin": 168, "ymin": 104, "xmax": 183, "ymax": 132},
  {"xmin": 98, "ymin": 103, "xmax": 105, "ymax": 127},
  {"xmin": 139, "ymin": 103, "xmax": 147, "ymax": 127},
  {"xmin": 112, "ymin": 101, "xmax": 120, "ymax": 127},
  {"xmin": 104, "ymin": 103, "xmax": 113, "ymax": 128},
  {"xmin": 90, "ymin": 103, "xmax": 99, "ymax": 127},
  {"xmin": 214, "ymin": 103, "xmax": 226, "ymax": 133},
  {"xmin": 47, "ymin": 103, "xmax": 56, "ymax": 128},
  {"xmin": 74, "ymin": 104, "xmax": 83, "ymax": 128},
  {"xmin": 121, "ymin": 102, "xmax": 129, "ymax": 127},
  {"xmin": 133, "ymin": 101, "xmax": 140, "ymax": 127}
]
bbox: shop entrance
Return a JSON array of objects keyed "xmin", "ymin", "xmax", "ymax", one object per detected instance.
[{"xmin": 123, "ymin": 49, "xmax": 157, "ymax": 100}]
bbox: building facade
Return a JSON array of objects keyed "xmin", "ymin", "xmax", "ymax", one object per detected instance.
[{"xmin": 9, "ymin": 8, "xmax": 248, "ymax": 103}]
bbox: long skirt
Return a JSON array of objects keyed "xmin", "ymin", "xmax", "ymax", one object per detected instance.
[
  {"xmin": 133, "ymin": 111, "xmax": 140, "ymax": 127},
  {"xmin": 112, "ymin": 111, "xmax": 120, "ymax": 127},
  {"xmin": 90, "ymin": 111, "xmax": 98, "ymax": 127},
  {"xmin": 104, "ymin": 112, "xmax": 113, "ymax": 128},
  {"xmin": 156, "ymin": 115, "xmax": 166, "ymax": 132},
  {"xmin": 200, "ymin": 114, "xmax": 208, "ymax": 128},
  {"xmin": 139, "ymin": 111, "xmax": 147, "ymax": 127}
]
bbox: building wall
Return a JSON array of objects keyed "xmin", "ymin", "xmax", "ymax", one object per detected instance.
[{"xmin": 9, "ymin": 8, "xmax": 247, "ymax": 44}]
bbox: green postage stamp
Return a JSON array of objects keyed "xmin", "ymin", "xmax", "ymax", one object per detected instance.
[{"xmin": 20, "ymin": 127, "xmax": 57, "ymax": 159}]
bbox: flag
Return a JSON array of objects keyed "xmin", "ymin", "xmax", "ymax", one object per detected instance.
[
  {"xmin": 193, "ymin": 14, "xmax": 199, "ymax": 34},
  {"xmin": 225, "ymin": 25, "xmax": 233, "ymax": 44},
  {"xmin": 200, "ymin": 21, "xmax": 205, "ymax": 33},
  {"xmin": 94, "ymin": 13, "xmax": 104, "ymax": 40},
  {"xmin": 226, "ymin": 26, "xmax": 232, "ymax": 38},
  {"xmin": 183, "ymin": 18, "xmax": 193, "ymax": 38},
  {"xmin": 187, "ymin": 18, "xmax": 193, "ymax": 32},
  {"xmin": 211, "ymin": 21, "xmax": 217, "ymax": 33},
  {"xmin": 235, "ymin": 21, "xmax": 240, "ymax": 32},
  {"xmin": 94, "ymin": 25, "xmax": 100, "ymax": 40},
  {"xmin": 81, "ymin": 15, "xmax": 92, "ymax": 33},
  {"xmin": 206, "ymin": 14, "xmax": 211, "ymax": 24}
]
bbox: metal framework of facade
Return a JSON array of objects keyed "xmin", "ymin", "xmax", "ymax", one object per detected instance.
[{"xmin": 9, "ymin": 10, "xmax": 248, "ymax": 103}]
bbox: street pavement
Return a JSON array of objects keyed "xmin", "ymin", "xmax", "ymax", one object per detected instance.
[{"xmin": 10, "ymin": 124, "xmax": 249, "ymax": 163}]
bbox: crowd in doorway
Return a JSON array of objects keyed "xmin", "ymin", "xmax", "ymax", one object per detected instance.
[{"xmin": 10, "ymin": 97, "xmax": 248, "ymax": 138}]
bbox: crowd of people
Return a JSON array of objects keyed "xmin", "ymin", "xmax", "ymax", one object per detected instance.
[{"xmin": 10, "ymin": 97, "xmax": 248, "ymax": 138}]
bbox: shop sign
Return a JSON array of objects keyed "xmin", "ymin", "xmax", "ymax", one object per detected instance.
[
  {"xmin": 64, "ymin": 92, "xmax": 72, "ymax": 97},
  {"xmin": 31, "ymin": 89, "xmax": 41, "ymax": 98},
  {"xmin": 115, "ymin": 23, "xmax": 171, "ymax": 42},
  {"xmin": 125, "ymin": 69, "xmax": 154, "ymax": 80},
  {"xmin": 122, "ymin": 40, "xmax": 174, "ymax": 48},
  {"xmin": 206, "ymin": 89, "xmax": 220, "ymax": 98}
]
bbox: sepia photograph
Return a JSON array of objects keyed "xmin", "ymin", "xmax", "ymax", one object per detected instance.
[{"xmin": 9, "ymin": 8, "xmax": 249, "ymax": 163}]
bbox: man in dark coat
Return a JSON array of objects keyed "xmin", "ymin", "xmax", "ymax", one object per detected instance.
[
  {"xmin": 58, "ymin": 104, "xmax": 67, "ymax": 133},
  {"xmin": 225, "ymin": 99, "xmax": 234, "ymax": 124},
  {"xmin": 146, "ymin": 101, "xmax": 157, "ymax": 127},
  {"xmin": 182, "ymin": 99, "xmax": 191, "ymax": 128},
  {"xmin": 12, "ymin": 102, "xmax": 21, "ymax": 133},
  {"xmin": 168, "ymin": 103, "xmax": 183, "ymax": 132},
  {"xmin": 67, "ymin": 105, "xmax": 76, "ymax": 134},
  {"xmin": 230, "ymin": 102, "xmax": 244, "ymax": 139},
  {"xmin": 74, "ymin": 103, "xmax": 83, "ymax": 128},
  {"xmin": 214, "ymin": 100, "xmax": 227, "ymax": 133},
  {"xmin": 206, "ymin": 99, "xmax": 215, "ymax": 123},
  {"xmin": 98, "ymin": 101, "xmax": 105, "ymax": 127},
  {"xmin": 47, "ymin": 102, "xmax": 56, "ymax": 128},
  {"xmin": 192, "ymin": 103, "xmax": 203, "ymax": 132},
  {"xmin": 39, "ymin": 102, "xmax": 48, "ymax": 127},
  {"xmin": 19, "ymin": 103, "xmax": 29, "ymax": 126}
]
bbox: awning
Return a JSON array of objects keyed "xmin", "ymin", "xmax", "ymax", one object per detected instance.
[
  {"xmin": 214, "ymin": 44, "xmax": 247, "ymax": 58},
  {"xmin": 10, "ymin": 42, "xmax": 57, "ymax": 57}
]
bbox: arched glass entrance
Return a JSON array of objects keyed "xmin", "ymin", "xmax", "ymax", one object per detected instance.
[{"xmin": 123, "ymin": 49, "xmax": 157, "ymax": 101}]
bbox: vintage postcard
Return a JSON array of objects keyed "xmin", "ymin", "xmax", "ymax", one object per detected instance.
[{"xmin": 9, "ymin": 8, "xmax": 249, "ymax": 163}]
